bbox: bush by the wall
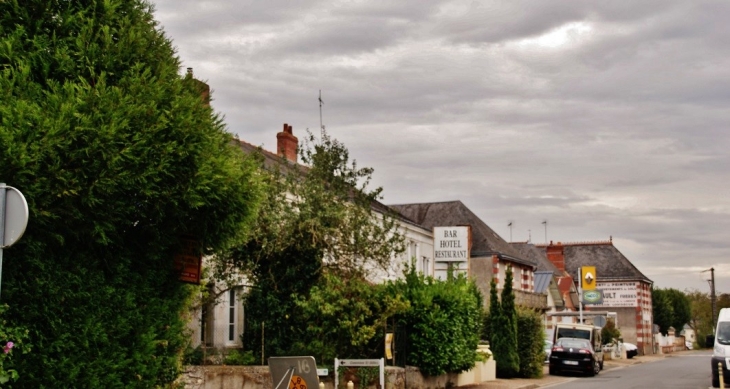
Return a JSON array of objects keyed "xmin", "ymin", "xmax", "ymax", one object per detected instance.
[
  {"xmin": 601, "ymin": 319, "xmax": 621, "ymax": 345},
  {"xmin": 388, "ymin": 268, "xmax": 484, "ymax": 376},
  {"xmin": 515, "ymin": 307, "xmax": 544, "ymax": 378}
]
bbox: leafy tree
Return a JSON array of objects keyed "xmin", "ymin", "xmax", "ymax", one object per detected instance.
[
  {"xmin": 229, "ymin": 129, "xmax": 406, "ymax": 359},
  {"xmin": 665, "ymin": 288, "xmax": 692, "ymax": 334},
  {"xmin": 687, "ymin": 290, "xmax": 730, "ymax": 348},
  {"xmin": 291, "ymin": 273, "xmax": 409, "ymax": 363},
  {"xmin": 653, "ymin": 288, "xmax": 692, "ymax": 336},
  {"xmin": 388, "ymin": 268, "xmax": 483, "ymax": 376},
  {"xmin": 0, "ymin": 0, "xmax": 262, "ymax": 386},
  {"xmin": 687, "ymin": 289, "xmax": 713, "ymax": 347},
  {"xmin": 515, "ymin": 307, "xmax": 544, "ymax": 378},
  {"xmin": 489, "ymin": 268, "xmax": 520, "ymax": 378},
  {"xmin": 652, "ymin": 288, "xmax": 674, "ymax": 335},
  {"xmin": 601, "ymin": 318, "xmax": 621, "ymax": 345}
]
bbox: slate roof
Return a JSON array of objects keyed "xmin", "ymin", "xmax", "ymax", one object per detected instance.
[
  {"xmin": 389, "ymin": 201, "xmax": 534, "ymax": 267},
  {"xmin": 234, "ymin": 138, "xmax": 306, "ymax": 174},
  {"xmin": 510, "ymin": 242, "xmax": 560, "ymax": 274},
  {"xmin": 550, "ymin": 241, "xmax": 652, "ymax": 284}
]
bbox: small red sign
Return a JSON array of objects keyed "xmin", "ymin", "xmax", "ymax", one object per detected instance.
[{"xmin": 173, "ymin": 237, "xmax": 202, "ymax": 284}]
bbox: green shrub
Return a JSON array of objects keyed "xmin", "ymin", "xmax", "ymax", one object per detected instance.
[
  {"xmin": 515, "ymin": 307, "xmax": 544, "ymax": 378},
  {"xmin": 387, "ymin": 267, "xmax": 484, "ymax": 376},
  {"xmin": 224, "ymin": 349, "xmax": 256, "ymax": 366},
  {"xmin": 183, "ymin": 346, "xmax": 205, "ymax": 365},
  {"xmin": 601, "ymin": 319, "xmax": 621, "ymax": 345},
  {"xmin": 290, "ymin": 273, "xmax": 409, "ymax": 363}
]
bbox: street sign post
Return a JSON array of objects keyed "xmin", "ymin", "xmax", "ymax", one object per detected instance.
[
  {"xmin": 334, "ymin": 358, "xmax": 384, "ymax": 389},
  {"xmin": 0, "ymin": 183, "xmax": 30, "ymax": 299},
  {"xmin": 579, "ymin": 266, "xmax": 598, "ymax": 323}
]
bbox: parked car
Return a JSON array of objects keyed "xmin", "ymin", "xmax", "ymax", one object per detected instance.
[
  {"xmin": 623, "ymin": 342, "xmax": 638, "ymax": 359},
  {"xmin": 549, "ymin": 337, "xmax": 601, "ymax": 377},
  {"xmin": 544, "ymin": 340, "xmax": 553, "ymax": 363}
]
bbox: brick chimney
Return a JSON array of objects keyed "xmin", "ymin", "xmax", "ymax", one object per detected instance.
[
  {"xmin": 276, "ymin": 123, "xmax": 298, "ymax": 162},
  {"xmin": 185, "ymin": 68, "xmax": 210, "ymax": 106},
  {"xmin": 546, "ymin": 241, "xmax": 565, "ymax": 271}
]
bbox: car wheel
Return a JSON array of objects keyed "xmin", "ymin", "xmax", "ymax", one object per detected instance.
[
  {"xmin": 589, "ymin": 360, "xmax": 599, "ymax": 377},
  {"xmin": 549, "ymin": 366, "xmax": 557, "ymax": 375}
]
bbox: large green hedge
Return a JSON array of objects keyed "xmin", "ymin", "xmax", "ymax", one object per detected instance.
[
  {"xmin": 515, "ymin": 307, "xmax": 544, "ymax": 378},
  {"xmin": 0, "ymin": 0, "xmax": 262, "ymax": 386},
  {"xmin": 388, "ymin": 269, "xmax": 483, "ymax": 376}
]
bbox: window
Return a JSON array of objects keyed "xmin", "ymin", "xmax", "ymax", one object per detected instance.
[{"xmin": 228, "ymin": 289, "xmax": 236, "ymax": 342}]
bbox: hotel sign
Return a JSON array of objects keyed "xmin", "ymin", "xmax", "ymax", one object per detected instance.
[{"xmin": 433, "ymin": 226, "xmax": 469, "ymax": 262}]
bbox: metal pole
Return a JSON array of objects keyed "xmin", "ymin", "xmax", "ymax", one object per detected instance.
[
  {"xmin": 0, "ymin": 183, "xmax": 7, "ymax": 299},
  {"xmin": 712, "ymin": 268, "xmax": 717, "ymax": 329},
  {"xmin": 579, "ymin": 284, "xmax": 583, "ymax": 323},
  {"xmin": 261, "ymin": 321, "xmax": 265, "ymax": 366}
]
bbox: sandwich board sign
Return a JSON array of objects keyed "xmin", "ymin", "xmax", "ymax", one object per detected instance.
[{"xmin": 269, "ymin": 356, "xmax": 320, "ymax": 389}]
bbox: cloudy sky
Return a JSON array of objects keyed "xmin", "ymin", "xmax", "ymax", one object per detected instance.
[{"xmin": 152, "ymin": 1, "xmax": 730, "ymax": 292}]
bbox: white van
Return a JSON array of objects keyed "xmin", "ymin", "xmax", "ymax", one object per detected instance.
[
  {"xmin": 711, "ymin": 308, "xmax": 730, "ymax": 387},
  {"xmin": 553, "ymin": 323, "xmax": 604, "ymax": 370}
]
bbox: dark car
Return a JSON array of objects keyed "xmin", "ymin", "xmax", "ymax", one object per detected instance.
[
  {"xmin": 549, "ymin": 337, "xmax": 601, "ymax": 376},
  {"xmin": 544, "ymin": 340, "xmax": 553, "ymax": 363}
]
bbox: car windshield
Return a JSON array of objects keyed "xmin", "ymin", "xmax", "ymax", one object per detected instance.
[
  {"xmin": 556, "ymin": 328, "xmax": 591, "ymax": 340},
  {"xmin": 557, "ymin": 339, "xmax": 591, "ymax": 349},
  {"xmin": 718, "ymin": 322, "xmax": 730, "ymax": 345}
]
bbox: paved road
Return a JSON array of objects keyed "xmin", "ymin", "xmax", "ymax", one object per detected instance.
[{"xmin": 546, "ymin": 350, "xmax": 713, "ymax": 389}]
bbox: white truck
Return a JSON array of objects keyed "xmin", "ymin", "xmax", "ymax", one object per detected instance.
[
  {"xmin": 553, "ymin": 323, "xmax": 604, "ymax": 370},
  {"xmin": 711, "ymin": 308, "xmax": 730, "ymax": 387}
]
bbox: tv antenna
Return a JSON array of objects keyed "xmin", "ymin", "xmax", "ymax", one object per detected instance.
[
  {"xmin": 542, "ymin": 220, "xmax": 548, "ymax": 243},
  {"xmin": 507, "ymin": 221, "xmax": 513, "ymax": 243}
]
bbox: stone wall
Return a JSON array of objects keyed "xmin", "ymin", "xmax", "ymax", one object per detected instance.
[{"xmin": 178, "ymin": 360, "xmax": 496, "ymax": 389}]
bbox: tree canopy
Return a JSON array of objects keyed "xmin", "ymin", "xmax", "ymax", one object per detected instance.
[
  {"xmin": 0, "ymin": 0, "xmax": 262, "ymax": 386},
  {"xmin": 653, "ymin": 288, "xmax": 691, "ymax": 336},
  {"xmin": 229, "ymin": 129, "xmax": 406, "ymax": 359}
]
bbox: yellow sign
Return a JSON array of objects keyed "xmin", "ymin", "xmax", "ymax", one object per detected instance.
[
  {"xmin": 385, "ymin": 333, "xmax": 394, "ymax": 360},
  {"xmin": 581, "ymin": 266, "xmax": 597, "ymax": 290}
]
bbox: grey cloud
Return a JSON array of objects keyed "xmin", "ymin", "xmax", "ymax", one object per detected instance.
[{"xmin": 150, "ymin": 0, "xmax": 730, "ymax": 291}]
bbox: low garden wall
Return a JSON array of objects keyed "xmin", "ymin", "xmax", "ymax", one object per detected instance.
[{"xmin": 178, "ymin": 360, "xmax": 496, "ymax": 389}]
